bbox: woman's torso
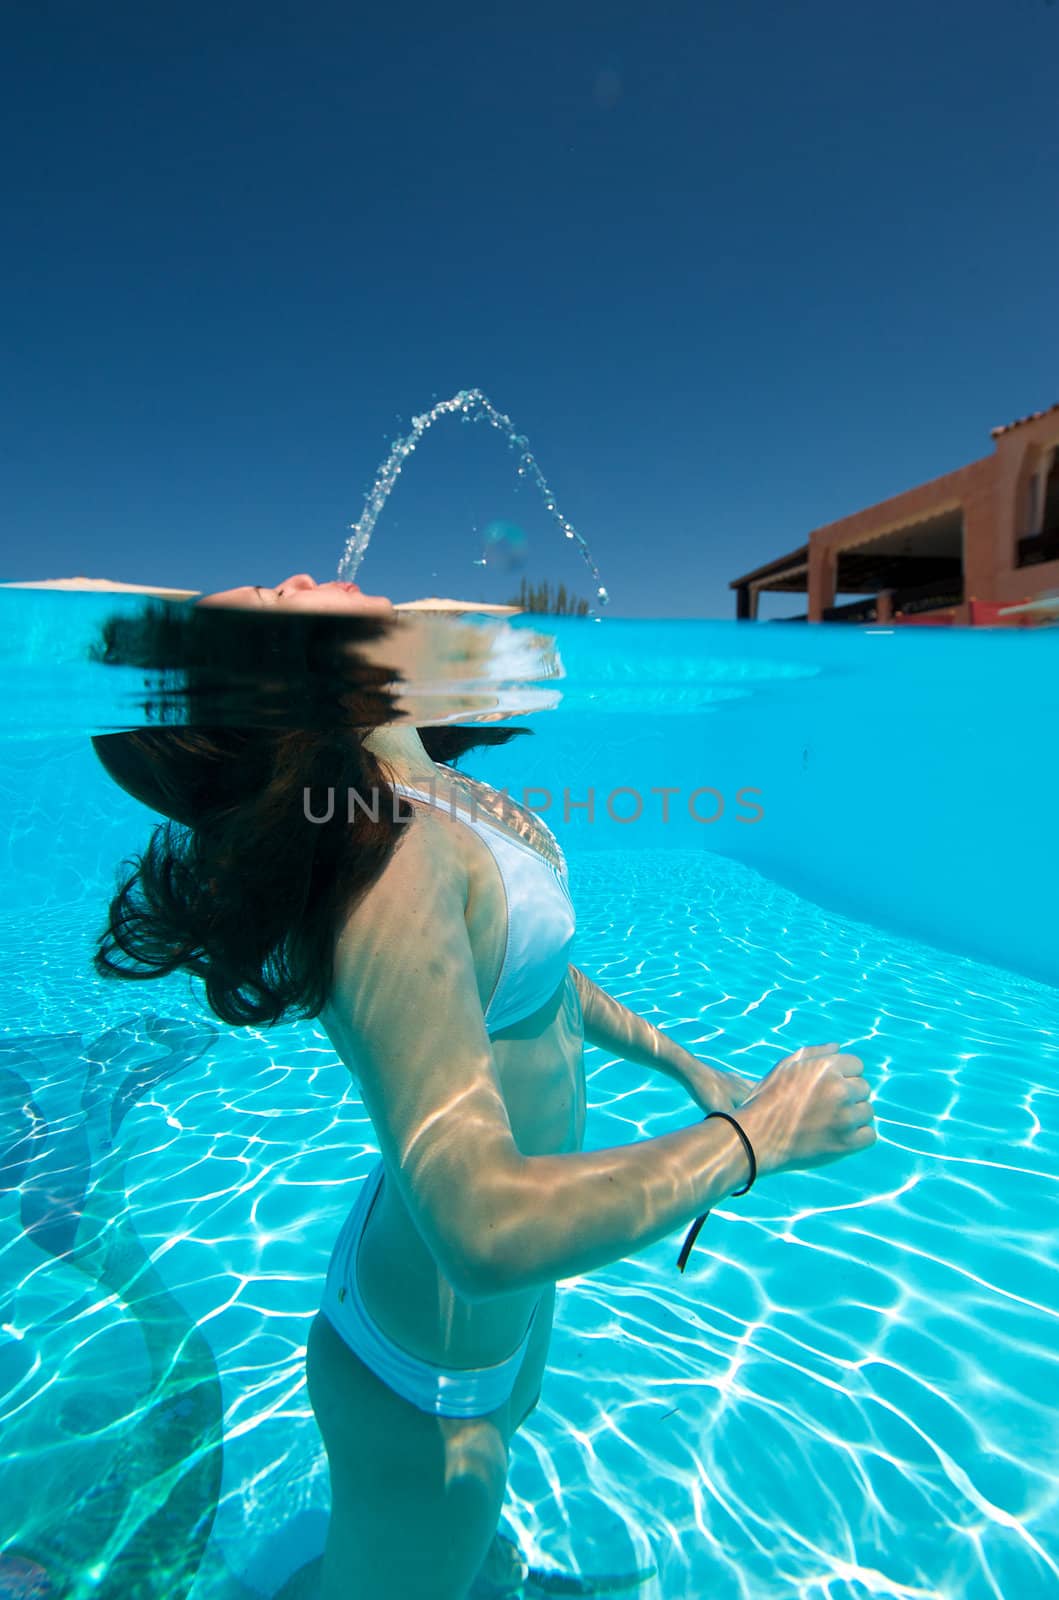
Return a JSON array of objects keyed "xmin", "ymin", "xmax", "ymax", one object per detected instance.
[{"xmin": 319, "ymin": 774, "xmax": 586, "ymax": 1368}]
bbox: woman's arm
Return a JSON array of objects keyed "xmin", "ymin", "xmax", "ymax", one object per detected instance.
[
  {"xmin": 329, "ymin": 818, "xmax": 874, "ymax": 1304},
  {"xmin": 570, "ymin": 964, "xmax": 754, "ymax": 1115}
]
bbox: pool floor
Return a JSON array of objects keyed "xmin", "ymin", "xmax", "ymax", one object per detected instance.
[{"xmin": 1, "ymin": 848, "xmax": 1057, "ymax": 1600}]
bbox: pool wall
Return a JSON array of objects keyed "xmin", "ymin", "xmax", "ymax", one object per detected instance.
[{"xmin": 486, "ymin": 620, "xmax": 1059, "ymax": 987}]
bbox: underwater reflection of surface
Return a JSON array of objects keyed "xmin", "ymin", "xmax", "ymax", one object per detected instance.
[{"xmin": 87, "ymin": 601, "xmax": 564, "ymax": 732}]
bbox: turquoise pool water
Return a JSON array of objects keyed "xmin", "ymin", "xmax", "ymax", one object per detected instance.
[{"xmin": 1, "ymin": 595, "xmax": 1058, "ymax": 1599}]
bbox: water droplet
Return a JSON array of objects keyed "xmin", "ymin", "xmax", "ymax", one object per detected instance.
[{"xmin": 344, "ymin": 389, "xmax": 607, "ymax": 613}]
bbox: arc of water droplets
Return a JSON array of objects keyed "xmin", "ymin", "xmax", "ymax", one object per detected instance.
[{"xmin": 338, "ymin": 388, "xmax": 609, "ymax": 610}]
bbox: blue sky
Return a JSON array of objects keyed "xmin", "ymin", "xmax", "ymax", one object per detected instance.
[{"xmin": 3, "ymin": 0, "xmax": 1057, "ymax": 617}]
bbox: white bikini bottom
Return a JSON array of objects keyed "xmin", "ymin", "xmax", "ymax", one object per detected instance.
[{"xmin": 321, "ymin": 1160, "xmax": 538, "ymax": 1419}]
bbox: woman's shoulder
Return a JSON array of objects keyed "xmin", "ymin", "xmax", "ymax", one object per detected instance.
[
  {"xmin": 325, "ymin": 799, "xmax": 482, "ymax": 1044},
  {"xmin": 335, "ymin": 801, "xmax": 469, "ymax": 955},
  {"xmin": 392, "ymin": 793, "xmax": 474, "ymax": 880}
]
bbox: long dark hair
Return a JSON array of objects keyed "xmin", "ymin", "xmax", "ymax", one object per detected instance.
[{"xmin": 90, "ymin": 602, "xmax": 530, "ymax": 1027}]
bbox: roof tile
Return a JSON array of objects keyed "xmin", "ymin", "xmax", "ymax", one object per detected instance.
[{"xmin": 991, "ymin": 402, "xmax": 1059, "ymax": 438}]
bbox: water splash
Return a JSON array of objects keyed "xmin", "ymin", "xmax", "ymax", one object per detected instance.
[{"xmin": 338, "ymin": 389, "xmax": 610, "ymax": 611}]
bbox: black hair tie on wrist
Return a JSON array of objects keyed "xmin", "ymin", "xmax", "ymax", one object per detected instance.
[{"xmin": 676, "ymin": 1112, "xmax": 757, "ymax": 1274}]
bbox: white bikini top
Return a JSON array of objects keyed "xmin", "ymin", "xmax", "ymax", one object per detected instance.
[{"xmin": 391, "ymin": 780, "xmax": 576, "ymax": 1034}]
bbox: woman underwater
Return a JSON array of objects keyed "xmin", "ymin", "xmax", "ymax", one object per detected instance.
[{"xmin": 91, "ymin": 575, "xmax": 876, "ymax": 1600}]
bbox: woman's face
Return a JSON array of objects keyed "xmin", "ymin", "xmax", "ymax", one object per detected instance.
[{"xmin": 197, "ymin": 573, "xmax": 395, "ymax": 616}]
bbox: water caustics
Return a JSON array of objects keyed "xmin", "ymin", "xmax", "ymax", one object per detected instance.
[{"xmin": 337, "ymin": 388, "xmax": 611, "ymax": 612}]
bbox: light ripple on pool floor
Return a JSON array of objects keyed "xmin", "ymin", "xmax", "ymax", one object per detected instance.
[{"xmin": 1, "ymin": 848, "xmax": 1057, "ymax": 1600}]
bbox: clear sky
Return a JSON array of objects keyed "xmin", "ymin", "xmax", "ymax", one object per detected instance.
[{"xmin": 3, "ymin": 0, "xmax": 1057, "ymax": 617}]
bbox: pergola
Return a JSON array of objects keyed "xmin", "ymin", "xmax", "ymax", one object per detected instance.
[{"xmin": 730, "ymin": 508, "xmax": 965, "ymax": 622}]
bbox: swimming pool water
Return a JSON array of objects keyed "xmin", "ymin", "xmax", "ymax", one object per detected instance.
[
  {"xmin": 2, "ymin": 601, "xmax": 1058, "ymax": 1599},
  {"xmin": 2, "ymin": 846, "xmax": 1057, "ymax": 1599}
]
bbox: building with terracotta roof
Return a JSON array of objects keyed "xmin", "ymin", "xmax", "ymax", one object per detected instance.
[{"xmin": 730, "ymin": 404, "xmax": 1059, "ymax": 624}]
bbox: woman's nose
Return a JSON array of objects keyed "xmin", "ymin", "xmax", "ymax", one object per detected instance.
[{"xmin": 278, "ymin": 573, "xmax": 317, "ymax": 591}]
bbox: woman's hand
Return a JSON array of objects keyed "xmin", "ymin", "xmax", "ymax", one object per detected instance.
[
  {"xmin": 737, "ymin": 1043, "xmax": 876, "ymax": 1176},
  {"xmin": 681, "ymin": 1058, "xmax": 757, "ymax": 1116}
]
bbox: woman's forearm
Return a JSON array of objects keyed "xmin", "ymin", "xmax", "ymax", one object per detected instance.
[
  {"xmin": 469, "ymin": 1115, "xmax": 752, "ymax": 1299},
  {"xmin": 571, "ymin": 964, "xmax": 694, "ymax": 1083}
]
